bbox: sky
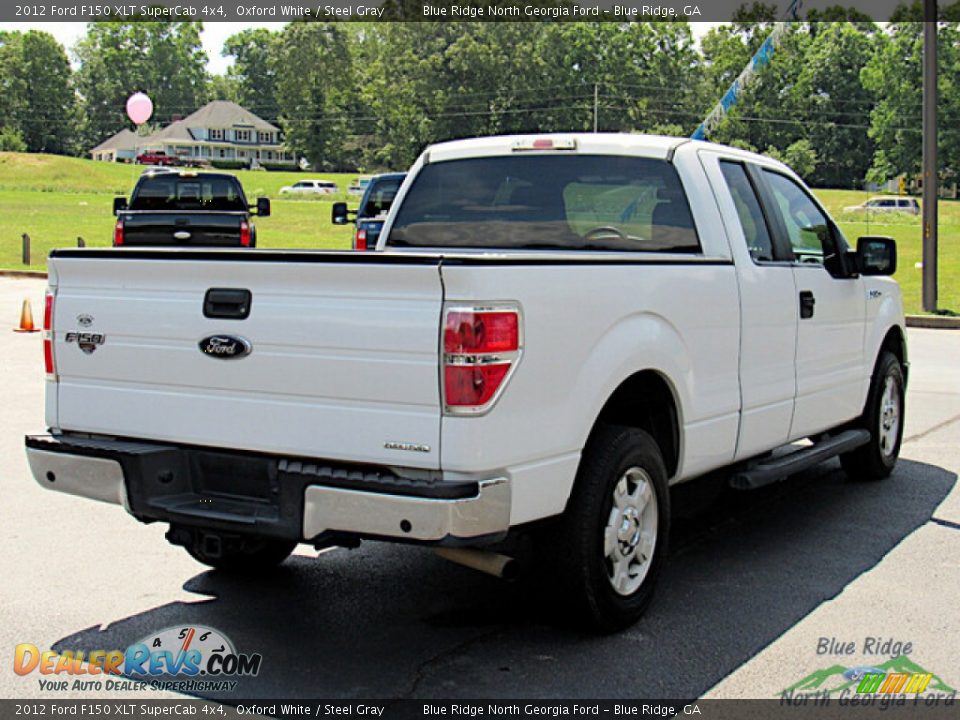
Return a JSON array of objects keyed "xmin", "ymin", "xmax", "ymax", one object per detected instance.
[{"xmin": 7, "ymin": 21, "xmax": 723, "ymax": 76}]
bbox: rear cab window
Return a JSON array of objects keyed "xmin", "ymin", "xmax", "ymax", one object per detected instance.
[
  {"xmin": 388, "ymin": 155, "xmax": 700, "ymax": 252},
  {"xmin": 359, "ymin": 177, "xmax": 404, "ymax": 219},
  {"xmin": 130, "ymin": 174, "xmax": 248, "ymax": 212}
]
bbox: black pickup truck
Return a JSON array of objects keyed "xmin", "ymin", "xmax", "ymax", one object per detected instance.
[{"xmin": 113, "ymin": 170, "xmax": 270, "ymax": 247}]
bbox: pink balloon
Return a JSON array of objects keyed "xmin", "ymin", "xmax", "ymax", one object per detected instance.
[{"xmin": 126, "ymin": 93, "xmax": 153, "ymax": 126}]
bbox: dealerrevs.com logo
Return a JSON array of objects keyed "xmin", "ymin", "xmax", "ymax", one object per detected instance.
[{"xmin": 14, "ymin": 625, "xmax": 262, "ymax": 693}]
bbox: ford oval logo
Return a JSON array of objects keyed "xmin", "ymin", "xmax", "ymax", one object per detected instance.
[{"xmin": 199, "ymin": 335, "xmax": 252, "ymax": 359}]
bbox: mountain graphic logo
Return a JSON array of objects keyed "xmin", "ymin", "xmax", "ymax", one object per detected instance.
[{"xmin": 781, "ymin": 656, "xmax": 955, "ymax": 697}]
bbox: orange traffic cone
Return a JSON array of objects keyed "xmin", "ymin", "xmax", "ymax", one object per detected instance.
[{"xmin": 13, "ymin": 298, "xmax": 39, "ymax": 333}]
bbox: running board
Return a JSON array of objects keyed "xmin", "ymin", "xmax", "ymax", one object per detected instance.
[{"xmin": 730, "ymin": 429, "xmax": 870, "ymax": 490}]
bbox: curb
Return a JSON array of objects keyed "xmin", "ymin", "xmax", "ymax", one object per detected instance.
[
  {"xmin": 905, "ymin": 315, "xmax": 960, "ymax": 329},
  {"xmin": 0, "ymin": 270, "xmax": 47, "ymax": 279}
]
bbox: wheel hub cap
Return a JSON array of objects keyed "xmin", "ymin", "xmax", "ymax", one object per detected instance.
[
  {"xmin": 878, "ymin": 376, "xmax": 901, "ymax": 458},
  {"xmin": 604, "ymin": 467, "xmax": 658, "ymax": 596}
]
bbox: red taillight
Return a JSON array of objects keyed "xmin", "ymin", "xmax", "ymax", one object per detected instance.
[
  {"xmin": 442, "ymin": 306, "xmax": 521, "ymax": 413},
  {"xmin": 355, "ymin": 228, "xmax": 367, "ymax": 251},
  {"xmin": 444, "ymin": 311, "xmax": 519, "ymax": 354},
  {"xmin": 43, "ymin": 292, "xmax": 53, "ymax": 331},
  {"xmin": 44, "ymin": 340, "xmax": 54, "ymax": 377},
  {"xmin": 240, "ymin": 220, "xmax": 251, "ymax": 247},
  {"xmin": 113, "ymin": 219, "xmax": 124, "ymax": 246},
  {"xmin": 444, "ymin": 364, "xmax": 511, "ymax": 408},
  {"xmin": 43, "ymin": 290, "xmax": 55, "ymax": 378}
]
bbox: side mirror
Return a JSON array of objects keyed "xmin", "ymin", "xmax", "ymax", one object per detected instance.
[
  {"xmin": 113, "ymin": 197, "xmax": 127, "ymax": 216},
  {"xmin": 857, "ymin": 236, "xmax": 897, "ymax": 276},
  {"xmin": 256, "ymin": 198, "xmax": 271, "ymax": 217},
  {"xmin": 331, "ymin": 202, "xmax": 354, "ymax": 225}
]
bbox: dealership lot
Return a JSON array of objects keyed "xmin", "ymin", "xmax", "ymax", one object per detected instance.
[{"xmin": 1, "ymin": 275, "xmax": 958, "ymax": 700}]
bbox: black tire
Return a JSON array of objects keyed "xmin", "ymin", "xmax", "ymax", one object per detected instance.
[
  {"xmin": 553, "ymin": 425, "xmax": 670, "ymax": 633},
  {"xmin": 185, "ymin": 534, "xmax": 296, "ymax": 574},
  {"xmin": 840, "ymin": 351, "xmax": 905, "ymax": 481}
]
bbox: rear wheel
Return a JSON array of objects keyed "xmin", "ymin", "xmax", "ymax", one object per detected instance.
[
  {"xmin": 840, "ymin": 351, "xmax": 905, "ymax": 481},
  {"xmin": 553, "ymin": 425, "xmax": 670, "ymax": 632}
]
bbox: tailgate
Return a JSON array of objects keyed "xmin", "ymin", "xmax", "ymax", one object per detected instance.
[
  {"xmin": 120, "ymin": 212, "xmax": 245, "ymax": 246},
  {"xmin": 48, "ymin": 251, "xmax": 443, "ymax": 469}
]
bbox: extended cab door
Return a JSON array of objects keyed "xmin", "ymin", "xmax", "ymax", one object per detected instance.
[
  {"xmin": 756, "ymin": 169, "xmax": 866, "ymax": 438},
  {"xmin": 700, "ymin": 152, "xmax": 799, "ymax": 460}
]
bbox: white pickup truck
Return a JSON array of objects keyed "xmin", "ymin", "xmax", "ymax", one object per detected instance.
[{"xmin": 26, "ymin": 134, "xmax": 906, "ymax": 631}]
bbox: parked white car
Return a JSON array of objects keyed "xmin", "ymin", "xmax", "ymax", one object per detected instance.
[
  {"xmin": 26, "ymin": 134, "xmax": 906, "ymax": 632},
  {"xmin": 279, "ymin": 180, "xmax": 338, "ymax": 195},
  {"xmin": 843, "ymin": 196, "xmax": 920, "ymax": 215}
]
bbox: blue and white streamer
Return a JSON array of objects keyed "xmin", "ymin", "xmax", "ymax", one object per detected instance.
[{"xmin": 691, "ymin": 0, "xmax": 803, "ymax": 141}]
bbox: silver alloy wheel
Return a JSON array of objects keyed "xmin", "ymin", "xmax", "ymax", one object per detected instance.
[
  {"xmin": 604, "ymin": 466, "xmax": 658, "ymax": 596},
  {"xmin": 878, "ymin": 375, "xmax": 901, "ymax": 458}
]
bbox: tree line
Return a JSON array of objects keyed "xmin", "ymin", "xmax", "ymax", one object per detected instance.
[{"xmin": 0, "ymin": 4, "xmax": 958, "ymax": 189}]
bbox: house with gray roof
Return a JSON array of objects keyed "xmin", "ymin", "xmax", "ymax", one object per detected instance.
[
  {"xmin": 89, "ymin": 129, "xmax": 139, "ymax": 162},
  {"xmin": 89, "ymin": 101, "xmax": 294, "ymax": 167}
]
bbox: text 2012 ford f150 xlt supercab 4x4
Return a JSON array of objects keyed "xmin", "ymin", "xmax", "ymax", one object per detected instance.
[{"xmin": 26, "ymin": 134, "xmax": 906, "ymax": 630}]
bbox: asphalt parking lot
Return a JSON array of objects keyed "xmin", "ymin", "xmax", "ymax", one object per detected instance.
[{"xmin": 1, "ymin": 276, "xmax": 958, "ymax": 701}]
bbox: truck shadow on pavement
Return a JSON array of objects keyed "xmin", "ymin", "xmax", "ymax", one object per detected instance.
[{"xmin": 54, "ymin": 457, "xmax": 955, "ymax": 700}]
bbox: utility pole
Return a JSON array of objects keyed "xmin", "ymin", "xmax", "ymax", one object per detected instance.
[
  {"xmin": 593, "ymin": 83, "xmax": 599, "ymax": 133},
  {"xmin": 922, "ymin": 0, "xmax": 938, "ymax": 312}
]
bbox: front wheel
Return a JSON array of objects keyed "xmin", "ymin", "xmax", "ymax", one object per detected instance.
[
  {"xmin": 841, "ymin": 351, "xmax": 905, "ymax": 481},
  {"xmin": 553, "ymin": 425, "xmax": 670, "ymax": 632}
]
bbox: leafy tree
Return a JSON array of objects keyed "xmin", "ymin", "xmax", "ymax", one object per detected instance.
[
  {"xmin": 223, "ymin": 28, "xmax": 281, "ymax": 125},
  {"xmin": 0, "ymin": 126, "xmax": 27, "ymax": 152},
  {"xmin": 273, "ymin": 22, "xmax": 357, "ymax": 170},
  {"xmin": 862, "ymin": 20, "xmax": 960, "ymax": 182},
  {"xmin": 766, "ymin": 138, "xmax": 818, "ymax": 179},
  {"xmin": 0, "ymin": 32, "xmax": 28, "ymax": 141},
  {"xmin": 208, "ymin": 74, "xmax": 241, "ymax": 103},
  {"xmin": 540, "ymin": 21, "xmax": 702, "ymax": 134},
  {"xmin": 357, "ymin": 23, "xmax": 483, "ymax": 168},
  {"xmin": 20, "ymin": 31, "xmax": 80, "ymax": 154},
  {"xmin": 0, "ymin": 31, "xmax": 79, "ymax": 155},
  {"xmin": 793, "ymin": 23, "xmax": 876, "ymax": 187},
  {"xmin": 700, "ymin": 19, "xmax": 810, "ymax": 154},
  {"xmin": 74, "ymin": 21, "xmax": 209, "ymax": 148}
]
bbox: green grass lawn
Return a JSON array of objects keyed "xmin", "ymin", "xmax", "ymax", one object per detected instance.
[
  {"xmin": 1, "ymin": 152, "xmax": 956, "ymax": 315},
  {"xmin": 821, "ymin": 190, "xmax": 960, "ymax": 316},
  {"xmin": 0, "ymin": 151, "xmax": 359, "ymax": 198}
]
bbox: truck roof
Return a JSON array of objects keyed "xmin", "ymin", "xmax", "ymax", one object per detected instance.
[
  {"xmin": 421, "ymin": 132, "xmax": 786, "ymax": 170},
  {"xmin": 422, "ymin": 133, "xmax": 689, "ymax": 163}
]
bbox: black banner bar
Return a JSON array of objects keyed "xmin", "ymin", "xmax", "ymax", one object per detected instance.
[
  {"xmin": 0, "ymin": 0, "xmax": 941, "ymax": 23},
  {"xmin": 1, "ymin": 699, "xmax": 959, "ymax": 720}
]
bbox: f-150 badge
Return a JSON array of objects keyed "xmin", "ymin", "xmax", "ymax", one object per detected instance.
[
  {"xmin": 65, "ymin": 332, "xmax": 104, "ymax": 354},
  {"xmin": 199, "ymin": 335, "xmax": 252, "ymax": 359}
]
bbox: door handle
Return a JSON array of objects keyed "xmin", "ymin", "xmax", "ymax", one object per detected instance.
[
  {"xmin": 799, "ymin": 290, "xmax": 816, "ymax": 319},
  {"xmin": 204, "ymin": 288, "xmax": 252, "ymax": 320}
]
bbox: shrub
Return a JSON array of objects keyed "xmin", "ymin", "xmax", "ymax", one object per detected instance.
[{"xmin": 209, "ymin": 160, "xmax": 248, "ymax": 170}]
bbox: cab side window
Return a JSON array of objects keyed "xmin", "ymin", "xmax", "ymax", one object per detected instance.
[
  {"xmin": 719, "ymin": 161, "xmax": 774, "ymax": 262},
  {"xmin": 762, "ymin": 170, "xmax": 834, "ymax": 266}
]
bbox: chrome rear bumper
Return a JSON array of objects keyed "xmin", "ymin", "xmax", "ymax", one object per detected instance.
[{"xmin": 25, "ymin": 435, "xmax": 510, "ymax": 545}]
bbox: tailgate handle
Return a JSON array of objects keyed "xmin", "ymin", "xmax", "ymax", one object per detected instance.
[{"xmin": 204, "ymin": 288, "xmax": 252, "ymax": 320}]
